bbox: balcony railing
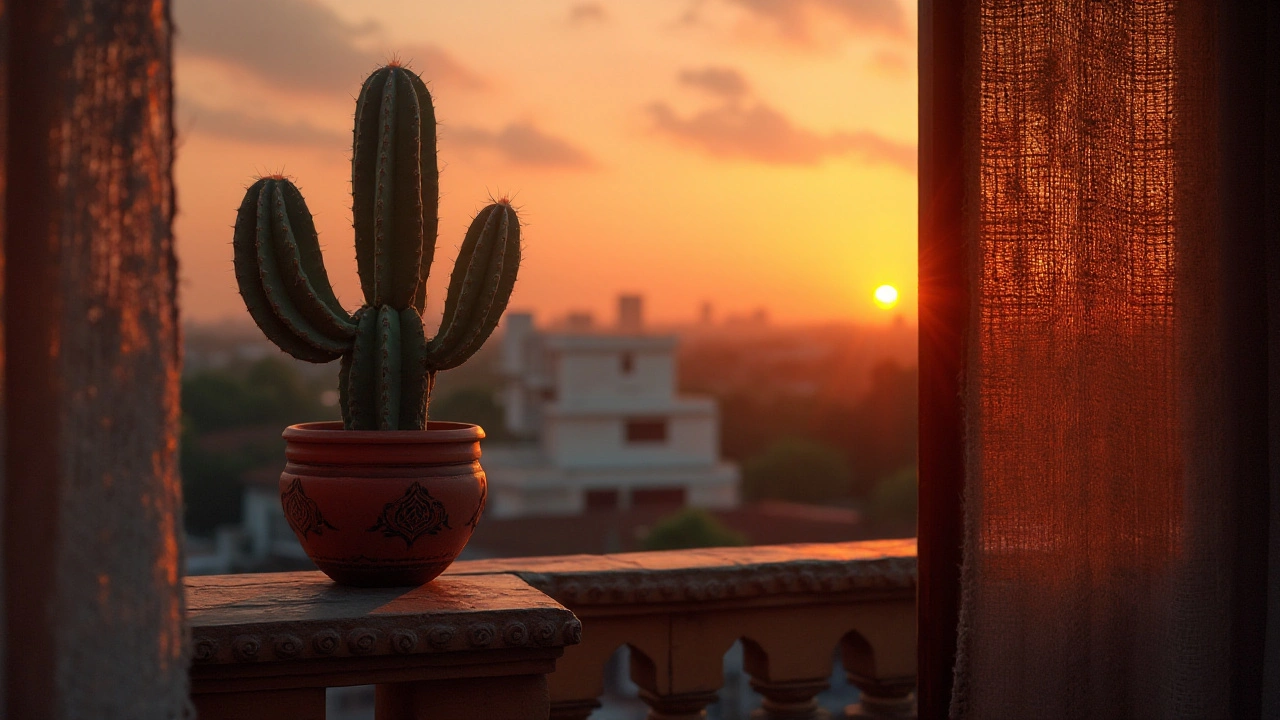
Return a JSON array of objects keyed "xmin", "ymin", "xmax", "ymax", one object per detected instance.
[{"xmin": 187, "ymin": 539, "xmax": 916, "ymax": 720}]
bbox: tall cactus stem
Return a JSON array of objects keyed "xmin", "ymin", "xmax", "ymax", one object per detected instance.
[
  {"xmin": 375, "ymin": 306, "xmax": 403, "ymax": 430},
  {"xmin": 399, "ymin": 308, "xmax": 429, "ymax": 429},
  {"xmin": 353, "ymin": 66, "xmax": 435, "ymax": 310},
  {"xmin": 346, "ymin": 308, "xmax": 379, "ymax": 430}
]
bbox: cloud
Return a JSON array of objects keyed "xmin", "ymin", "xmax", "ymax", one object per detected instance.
[
  {"xmin": 679, "ymin": 66, "xmax": 750, "ymax": 100},
  {"xmin": 569, "ymin": 3, "xmax": 608, "ymax": 24},
  {"xmin": 868, "ymin": 49, "xmax": 910, "ymax": 76},
  {"xmin": 647, "ymin": 101, "xmax": 914, "ymax": 170},
  {"xmin": 177, "ymin": 98, "xmax": 347, "ymax": 147},
  {"xmin": 173, "ymin": 0, "xmax": 484, "ymax": 93},
  {"xmin": 722, "ymin": 0, "xmax": 908, "ymax": 44},
  {"xmin": 447, "ymin": 123, "xmax": 596, "ymax": 169}
]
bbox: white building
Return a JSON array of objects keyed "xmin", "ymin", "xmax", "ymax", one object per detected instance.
[{"xmin": 485, "ymin": 299, "xmax": 739, "ymax": 518}]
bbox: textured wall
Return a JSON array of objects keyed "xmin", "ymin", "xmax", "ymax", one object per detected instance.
[{"xmin": 4, "ymin": 0, "xmax": 188, "ymax": 717}]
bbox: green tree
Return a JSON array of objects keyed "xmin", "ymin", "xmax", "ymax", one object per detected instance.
[
  {"xmin": 741, "ymin": 437, "xmax": 852, "ymax": 504},
  {"xmin": 429, "ymin": 386, "xmax": 509, "ymax": 439},
  {"xmin": 869, "ymin": 465, "xmax": 918, "ymax": 527},
  {"xmin": 642, "ymin": 508, "xmax": 747, "ymax": 551},
  {"xmin": 814, "ymin": 360, "xmax": 918, "ymax": 499},
  {"xmin": 181, "ymin": 357, "xmax": 336, "ymax": 534},
  {"xmin": 182, "ymin": 356, "xmax": 334, "ymax": 432}
]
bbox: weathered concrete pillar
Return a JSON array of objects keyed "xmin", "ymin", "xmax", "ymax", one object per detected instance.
[{"xmin": 4, "ymin": 1, "xmax": 187, "ymax": 717}]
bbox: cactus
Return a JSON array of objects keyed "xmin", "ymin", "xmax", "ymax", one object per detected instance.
[{"xmin": 232, "ymin": 65, "xmax": 521, "ymax": 430}]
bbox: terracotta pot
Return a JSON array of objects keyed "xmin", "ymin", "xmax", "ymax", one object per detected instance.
[{"xmin": 279, "ymin": 421, "xmax": 487, "ymax": 587}]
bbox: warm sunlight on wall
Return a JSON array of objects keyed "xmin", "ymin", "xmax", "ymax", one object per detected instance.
[{"xmin": 173, "ymin": 0, "xmax": 918, "ymax": 326}]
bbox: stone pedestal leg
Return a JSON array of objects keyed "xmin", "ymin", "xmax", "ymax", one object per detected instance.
[
  {"xmin": 844, "ymin": 675, "xmax": 916, "ymax": 719},
  {"xmin": 638, "ymin": 689, "xmax": 720, "ymax": 720},
  {"xmin": 749, "ymin": 677, "xmax": 831, "ymax": 720}
]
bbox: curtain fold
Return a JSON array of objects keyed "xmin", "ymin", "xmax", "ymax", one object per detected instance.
[{"xmin": 946, "ymin": 1, "xmax": 1277, "ymax": 717}]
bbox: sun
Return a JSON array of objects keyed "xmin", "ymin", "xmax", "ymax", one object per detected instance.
[{"xmin": 873, "ymin": 284, "xmax": 899, "ymax": 310}]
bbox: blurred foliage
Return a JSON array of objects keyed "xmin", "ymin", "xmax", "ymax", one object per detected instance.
[
  {"xmin": 181, "ymin": 429, "xmax": 276, "ymax": 536},
  {"xmin": 870, "ymin": 465, "xmax": 917, "ymax": 527},
  {"xmin": 183, "ymin": 356, "xmax": 334, "ymax": 433},
  {"xmin": 741, "ymin": 437, "xmax": 853, "ymax": 504},
  {"xmin": 706, "ymin": 359, "xmax": 918, "ymax": 503},
  {"xmin": 430, "ymin": 386, "xmax": 510, "ymax": 440},
  {"xmin": 642, "ymin": 508, "xmax": 747, "ymax": 551},
  {"xmin": 181, "ymin": 357, "xmax": 338, "ymax": 535},
  {"xmin": 815, "ymin": 360, "xmax": 918, "ymax": 499}
]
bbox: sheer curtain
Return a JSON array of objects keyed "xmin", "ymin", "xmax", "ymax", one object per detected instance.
[{"xmin": 936, "ymin": 1, "xmax": 1278, "ymax": 717}]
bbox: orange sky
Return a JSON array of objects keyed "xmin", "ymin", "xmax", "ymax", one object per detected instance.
[{"xmin": 173, "ymin": 0, "xmax": 917, "ymax": 327}]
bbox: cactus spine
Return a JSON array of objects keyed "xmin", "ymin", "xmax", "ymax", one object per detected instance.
[{"xmin": 232, "ymin": 64, "xmax": 521, "ymax": 430}]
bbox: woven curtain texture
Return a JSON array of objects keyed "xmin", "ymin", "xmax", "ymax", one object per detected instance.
[{"xmin": 952, "ymin": 1, "xmax": 1236, "ymax": 717}]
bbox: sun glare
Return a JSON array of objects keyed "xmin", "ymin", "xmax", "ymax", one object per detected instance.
[{"xmin": 874, "ymin": 284, "xmax": 900, "ymax": 310}]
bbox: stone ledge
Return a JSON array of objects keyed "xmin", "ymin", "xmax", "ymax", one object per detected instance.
[
  {"xmin": 186, "ymin": 573, "xmax": 580, "ymax": 666},
  {"xmin": 446, "ymin": 539, "xmax": 917, "ymax": 607}
]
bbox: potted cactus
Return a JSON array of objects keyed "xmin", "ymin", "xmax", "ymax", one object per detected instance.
[{"xmin": 231, "ymin": 64, "xmax": 520, "ymax": 586}]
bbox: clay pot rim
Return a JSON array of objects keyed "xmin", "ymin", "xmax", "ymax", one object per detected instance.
[{"xmin": 283, "ymin": 420, "xmax": 485, "ymax": 444}]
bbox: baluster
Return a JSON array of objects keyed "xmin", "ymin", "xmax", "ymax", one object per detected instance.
[
  {"xmin": 748, "ymin": 677, "xmax": 831, "ymax": 720},
  {"xmin": 638, "ymin": 688, "xmax": 721, "ymax": 720},
  {"xmin": 844, "ymin": 675, "xmax": 916, "ymax": 719}
]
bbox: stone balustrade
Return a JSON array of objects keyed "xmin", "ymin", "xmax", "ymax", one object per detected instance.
[
  {"xmin": 185, "ymin": 539, "xmax": 916, "ymax": 719},
  {"xmin": 450, "ymin": 539, "xmax": 917, "ymax": 720}
]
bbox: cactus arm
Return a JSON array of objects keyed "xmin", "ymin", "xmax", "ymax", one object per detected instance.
[
  {"xmin": 278, "ymin": 181, "xmax": 352, "ymax": 328},
  {"xmin": 345, "ymin": 307, "xmax": 379, "ymax": 430},
  {"xmin": 232, "ymin": 179, "xmax": 345, "ymax": 363},
  {"xmin": 399, "ymin": 308, "xmax": 429, "ymax": 430},
  {"xmin": 268, "ymin": 185, "xmax": 357, "ymax": 339},
  {"xmin": 432, "ymin": 206, "xmax": 521, "ymax": 370},
  {"xmin": 426, "ymin": 204, "xmax": 504, "ymax": 360},
  {"xmin": 427, "ymin": 203, "xmax": 522, "ymax": 370},
  {"xmin": 375, "ymin": 306, "xmax": 403, "ymax": 430},
  {"xmin": 252, "ymin": 187, "xmax": 350, "ymax": 358}
]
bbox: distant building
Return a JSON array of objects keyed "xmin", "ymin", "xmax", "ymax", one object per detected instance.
[
  {"xmin": 617, "ymin": 294, "xmax": 644, "ymax": 333},
  {"xmin": 487, "ymin": 297, "xmax": 739, "ymax": 518}
]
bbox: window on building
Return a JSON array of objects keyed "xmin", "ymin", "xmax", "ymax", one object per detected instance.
[
  {"xmin": 584, "ymin": 489, "xmax": 620, "ymax": 511},
  {"xmin": 631, "ymin": 487, "xmax": 686, "ymax": 508},
  {"xmin": 625, "ymin": 418, "xmax": 668, "ymax": 443}
]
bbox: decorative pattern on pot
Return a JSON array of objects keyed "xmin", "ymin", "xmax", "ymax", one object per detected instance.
[
  {"xmin": 281, "ymin": 477, "xmax": 337, "ymax": 538},
  {"xmin": 369, "ymin": 481, "xmax": 451, "ymax": 547}
]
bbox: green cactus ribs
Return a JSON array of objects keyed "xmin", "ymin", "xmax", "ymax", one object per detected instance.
[{"xmin": 231, "ymin": 64, "xmax": 522, "ymax": 430}]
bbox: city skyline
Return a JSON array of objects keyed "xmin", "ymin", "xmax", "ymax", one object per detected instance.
[{"xmin": 173, "ymin": 0, "xmax": 917, "ymax": 326}]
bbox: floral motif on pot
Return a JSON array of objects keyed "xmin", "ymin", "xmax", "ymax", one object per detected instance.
[
  {"xmin": 281, "ymin": 478, "xmax": 337, "ymax": 538},
  {"xmin": 369, "ymin": 481, "xmax": 451, "ymax": 547}
]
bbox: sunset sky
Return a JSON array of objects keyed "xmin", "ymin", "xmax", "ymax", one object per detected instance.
[{"xmin": 173, "ymin": 0, "xmax": 917, "ymax": 328}]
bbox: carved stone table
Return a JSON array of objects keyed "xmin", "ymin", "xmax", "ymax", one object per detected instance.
[{"xmin": 187, "ymin": 572, "xmax": 581, "ymax": 720}]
